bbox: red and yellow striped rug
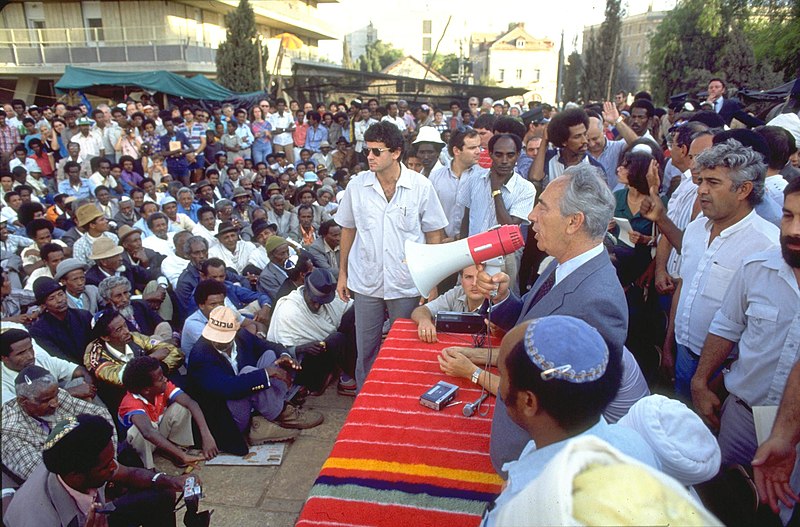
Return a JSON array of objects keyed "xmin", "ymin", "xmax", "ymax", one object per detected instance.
[{"xmin": 297, "ymin": 319, "xmax": 504, "ymax": 527}]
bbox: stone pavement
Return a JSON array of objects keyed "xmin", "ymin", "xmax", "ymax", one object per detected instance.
[{"xmin": 156, "ymin": 386, "xmax": 354, "ymax": 527}]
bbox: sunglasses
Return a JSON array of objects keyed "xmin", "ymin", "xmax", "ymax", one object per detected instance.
[{"xmin": 367, "ymin": 147, "xmax": 392, "ymax": 157}]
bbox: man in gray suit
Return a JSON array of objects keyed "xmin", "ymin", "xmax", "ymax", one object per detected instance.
[
  {"xmin": 445, "ymin": 165, "xmax": 630, "ymax": 476},
  {"xmin": 54, "ymin": 258, "xmax": 102, "ymax": 314}
]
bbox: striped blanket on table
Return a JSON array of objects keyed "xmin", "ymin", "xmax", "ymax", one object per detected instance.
[{"xmin": 297, "ymin": 319, "xmax": 504, "ymax": 527}]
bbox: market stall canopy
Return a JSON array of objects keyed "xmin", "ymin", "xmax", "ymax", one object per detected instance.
[{"xmin": 55, "ymin": 65, "xmax": 266, "ymax": 106}]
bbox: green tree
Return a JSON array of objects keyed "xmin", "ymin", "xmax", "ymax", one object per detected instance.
[
  {"xmin": 745, "ymin": 0, "xmax": 800, "ymax": 82},
  {"xmin": 429, "ymin": 53, "xmax": 460, "ymax": 79},
  {"xmin": 647, "ymin": 0, "xmax": 752, "ymax": 103},
  {"xmin": 581, "ymin": 30, "xmax": 605, "ymax": 101},
  {"xmin": 563, "ymin": 51, "xmax": 583, "ymax": 103},
  {"xmin": 216, "ymin": 0, "xmax": 268, "ymax": 92},
  {"xmin": 580, "ymin": 0, "xmax": 624, "ymax": 101},
  {"xmin": 597, "ymin": 0, "xmax": 624, "ymax": 100},
  {"xmin": 358, "ymin": 40, "xmax": 403, "ymax": 73}
]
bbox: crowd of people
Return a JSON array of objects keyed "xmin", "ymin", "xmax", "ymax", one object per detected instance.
[{"xmin": 0, "ymin": 80, "xmax": 799, "ymax": 525}]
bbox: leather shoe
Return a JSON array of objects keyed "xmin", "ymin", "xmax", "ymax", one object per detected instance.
[
  {"xmin": 276, "ymin": 404, "xmax": 324, "ymax": 429},
  {"xmin": 248, "ymin": 416, "xmax": 300, "ymax": 445}
]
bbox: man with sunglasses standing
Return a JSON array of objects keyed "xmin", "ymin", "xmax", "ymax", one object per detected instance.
[{"xmin": 335, "ymin": 121, "xmax": 448, "ymax": 390}]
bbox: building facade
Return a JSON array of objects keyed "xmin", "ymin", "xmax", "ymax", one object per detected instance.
[
  {"xmin": 0, "ymin": 0, "xmax": 338, "ymax": 103},
  {"xmin": 470, "ymin": 23, "xmax": 558, "ymax": 104},
  {"xmin": 582, "ymin": 8, "xmax": 667, "ymax": 91}
]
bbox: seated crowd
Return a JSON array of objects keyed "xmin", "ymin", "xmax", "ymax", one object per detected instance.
[{"xmin": 0, "ymin": 86, "xmax": 799, "ymax": 526}]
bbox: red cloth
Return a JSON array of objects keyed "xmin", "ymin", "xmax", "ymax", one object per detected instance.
[{"xmin": 297, "ymin": 319, "xmax": 504, "ymax": 527}]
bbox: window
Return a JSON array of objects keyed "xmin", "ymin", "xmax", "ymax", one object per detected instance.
[
  {"xmin": 498, "ymin": 69, "xmax": 505, "ymax": 82},
  {"xmin": 86, "ymin": 18, "xmax": 104, "ymax": 41},
  {"xmin": 516, "ymin": 69, "xmax": 523, "ymax": 80},
  {"xmin": 516, "ymin": 39, "xmax": 525, "ymax": 48},
  {"xmin": 422, "ymin": 20, "xmax": 432, "ymax": 34},
  {"xmin": 533, "ymin": 69, "xmax": 540, "ymax": 82},
  {"xmin": 422, "ymin": 37, "xmax": 431, "ymax": 53}
]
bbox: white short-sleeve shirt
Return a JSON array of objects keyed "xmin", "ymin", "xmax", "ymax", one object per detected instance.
[
  {"xmin": 675, "ymin": 210, "xmax": 779, "ymax": 352},
  {"xmin": 335, "ymin": 165, "xmax": 448, "ymax": 299}
]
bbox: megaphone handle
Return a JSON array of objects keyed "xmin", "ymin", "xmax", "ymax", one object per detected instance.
[{"xmin": 482, "ymin": 257, "xmax": 503, "ymax": 298}]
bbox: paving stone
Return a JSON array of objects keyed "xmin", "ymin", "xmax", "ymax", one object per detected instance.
[
  {"xmin": 300, "ymin": 408, "xmax": 349, "ymax": 442},
  {"xmin": 199, "ymin": 463, "xmax": 279, "ymax": 508},
  {"xmin": 265, "ymin": 437, "xmax": 333, "ymax": 500},
  {"xmin": 257, "ymin": 497, "xmax": 305, "ymax": 513}
]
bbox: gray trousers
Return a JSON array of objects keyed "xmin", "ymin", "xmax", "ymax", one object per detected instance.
[
  {"xmin": 719, "ymin": 394, "xmax": 800, "ymax": 524},
  {"xmin": 226, "ymin": 350, "xmax": 288, "ymax": 432},
  {"xmin": 353, "ymin": 293, "xmax": 419, "ymax": 389}
]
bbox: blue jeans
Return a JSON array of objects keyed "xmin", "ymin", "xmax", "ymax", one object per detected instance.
[
  {"xmin": 674, "ymin": 343, "xmax": 699, "ymax": 402},
  {"xmin": 252, "ymin": 139, "xmax": 273, "ymax": 165}
]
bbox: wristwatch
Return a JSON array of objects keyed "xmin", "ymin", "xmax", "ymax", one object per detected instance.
[
  {"xmin": 615, "ymin": 115, "xmax": 624, "ymax": 124},
  {"xmin": 491, "ymin": 190, "xmax": 502, "ymax": 198},
  {"xmin": 471, "ymin": 368, "xmax": 483, "ymax": 384}
]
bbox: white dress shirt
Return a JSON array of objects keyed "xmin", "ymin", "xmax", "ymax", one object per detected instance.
[
  {"xmin": 664, "ymin": 169, "xmax": 698, "ymax": 276},
  {"xmin": 709, "ymin": 248, "xmax": 800, "ymax": 407},
  {"xmin": 335, "ymin": 166, "xmax": 448, "ymax": 299},
  {"xmin": 765, "ymin": 174, "xmax": 788, "ymax": 208},
  {"xmin": 675, "ymin": 210, "xmax": 779, "ymax": 352}
]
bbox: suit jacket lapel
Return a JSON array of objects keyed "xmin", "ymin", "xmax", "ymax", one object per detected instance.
[{"xmin": 521, "ymin": 252, "xmax": 611, "ymax": 318}]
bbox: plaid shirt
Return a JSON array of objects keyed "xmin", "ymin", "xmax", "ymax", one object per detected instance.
[
  {"xmin": 1, "ymin": 389, "xmax": 115, "ymax": 480},
  {"xmin": 0, "ymin": 123, "xmax": 20, "ymax": 154}
]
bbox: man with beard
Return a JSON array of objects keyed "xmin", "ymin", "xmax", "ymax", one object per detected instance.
[
  {"xmin": 458, "ymin": 133, "xmax": 535, "ymax": 292},
  {"xmin": 141, "ymin": 212, "xmax": 175, "ymax": 257},
  {"xmin": 694, "ymin": 178, "xmax": 800, "ymax": 523},
  {"xmin": 98, "ymin": 276, "xmax": 172, "ymax": 342},
  {"xmin": 1, "ymin": 365, "xmax": 112, "ymax": 482},
  {"xmin": 113, "ymin": 196, "xmax": 139, "ymax": 228},
  {"xmin": 529, "ymin": 108, "xmax": 604, "ymax": 187}
]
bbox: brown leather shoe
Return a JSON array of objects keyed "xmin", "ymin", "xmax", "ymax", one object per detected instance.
[
  {"xmin": 276, "ymin": 404, "xmax": 324, "ymax": 429},
  {"xmin": 248, "ymin": 416, "xmax": 300, "ymax": 445}
]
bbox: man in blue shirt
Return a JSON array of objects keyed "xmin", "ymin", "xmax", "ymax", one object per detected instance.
[
  {"xmin": 57, "ymin": 161, "xmax": 94, "ymax": 200},
  {"xmin": 159, "ymin": 117, "xmax": 193, "ymax": 185}
]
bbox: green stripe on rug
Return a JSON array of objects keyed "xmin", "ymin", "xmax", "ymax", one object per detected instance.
[{"xmin": 308, "ymin": 484, "xmax": 487, "ymax": 516}]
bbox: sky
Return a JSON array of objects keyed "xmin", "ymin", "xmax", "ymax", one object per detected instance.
[{"xmin": 317, "ymin": 0, "xmax": 676, "ymax": 62}]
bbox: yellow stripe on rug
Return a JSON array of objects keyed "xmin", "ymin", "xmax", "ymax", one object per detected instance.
[{"xmin": 323, "ymin": 457, "xmax": 504, "ymax": 486}]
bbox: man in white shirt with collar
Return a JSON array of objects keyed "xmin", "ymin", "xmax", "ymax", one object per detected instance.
[
  {"xmin": 693, "ymin": 178, "xmax": 800, "ymax": 524},
  {"xmin": 72, "ymin": 204, "xmax": 119, "ymax": 264},
  {"xmin": 672, "ymin": 139, "xmax": 779, "ymax": 400},
  {"xmin": 429, "ymin": 129, "xmax": 485, "ymax": 241},
  {"xmin": 458, "ymin": 133, "xmax": 535, "ymax": 293},
  {"xmin": 335, "ymin": 121, "xmax": 448, "ymax": 389},
  {"xmin": 380, "ymin": 102, "xmax": 407, "ymax": 136}
]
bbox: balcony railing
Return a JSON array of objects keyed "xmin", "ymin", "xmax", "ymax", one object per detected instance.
[{"xmin": 0, "ymin": 25, "xmax": 218, "ymax": 67}]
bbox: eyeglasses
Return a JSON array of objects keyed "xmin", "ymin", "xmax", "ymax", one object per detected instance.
[{"xmin": 367, "ymin": 147, "xmax": 392, "ymax": 157}]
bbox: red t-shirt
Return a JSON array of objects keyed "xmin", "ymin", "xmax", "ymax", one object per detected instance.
[{"xmin": 118, "ymin": 381, "xmax": 182, "ymax": 429}]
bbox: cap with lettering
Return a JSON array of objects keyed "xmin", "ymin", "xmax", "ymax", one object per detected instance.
[{"xmin": 201, "ymin": 306, "xmax": 241, "ymax": 344}]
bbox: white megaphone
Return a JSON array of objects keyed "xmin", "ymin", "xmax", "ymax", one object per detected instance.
[{"xmin": 405, "ymin": 225, "xmax": 525, "ymax": 298}]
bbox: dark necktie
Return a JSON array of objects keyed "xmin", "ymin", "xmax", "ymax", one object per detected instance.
[{"xmin": 529, "ymin": 270, "xmax": 556, "ymax": 308}]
